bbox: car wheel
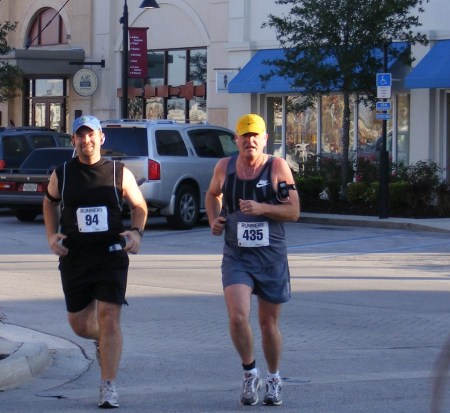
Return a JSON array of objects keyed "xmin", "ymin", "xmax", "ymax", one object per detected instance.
[
  {"xmin": 166, "ymin": 184, "xmax": 199, "ymax": 230},
  {"xmin": 15, "ymin": 210, "xmax": 39, "ymax": 222}
]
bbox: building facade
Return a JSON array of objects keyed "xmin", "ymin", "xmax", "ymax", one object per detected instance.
[{"xmin": 0, "ymin": 0, "xmax": 449, "ymax": 179}]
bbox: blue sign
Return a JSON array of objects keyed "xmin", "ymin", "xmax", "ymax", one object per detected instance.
[
  {"xmin": 376, "ymin": 73, "xmax": 392, "ymax": 87},
  {"xmin": 376, "ymin": 113, "xmax": 392, "ymax": 120},
  {"xmin": 376, "ymin": 101, "xmax": 392, "ymax": 111}
]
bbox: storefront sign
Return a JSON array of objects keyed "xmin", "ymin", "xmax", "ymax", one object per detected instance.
[
  {"xmin": 129, "ymin": 27, "xmax": 148, "ymax": 78},
  {"xmin": 215, "ymin": 69, "xmax": 239, "ymax": 93},
  {"xmin": 73, "ymin": 68, "xmax": 98, "ymax": 96}
]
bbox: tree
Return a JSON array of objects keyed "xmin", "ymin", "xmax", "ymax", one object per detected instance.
[
  {"xmin": 0, "ymin": 21, "xmax": 23, "ymax": 102},
  {"xmin": 263, "ymin": 0, "xmax": 429, "ymax": 198}
]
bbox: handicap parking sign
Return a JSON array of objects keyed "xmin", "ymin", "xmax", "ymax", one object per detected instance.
[{"xmin": 376, "ymin": 73, "xmax": 392, "ymax": 99}]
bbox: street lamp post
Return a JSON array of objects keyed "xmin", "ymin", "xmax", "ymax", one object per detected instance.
[{"xmin": 121, "ymin": 0, "xmax": 159, "ymax": 119}]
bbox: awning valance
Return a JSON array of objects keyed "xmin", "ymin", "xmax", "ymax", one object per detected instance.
[
  {"xmin": 405, "ymin": 40, "xmax": 450, "ymax": 89},
  {"xmin": 229, "ymin": 44, "xmax": 408, "ymax": 94}
]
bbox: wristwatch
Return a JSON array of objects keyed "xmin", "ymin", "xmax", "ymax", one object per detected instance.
[{"xmin": 131, "ymin": 227, "xmax": 144, "ymax": 238}]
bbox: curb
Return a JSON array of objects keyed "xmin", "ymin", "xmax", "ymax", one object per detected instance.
[
  {"xmin": 0, "ymin": 339, "xmax": 50, "ymax": 390},
  {"xmin": 299, "ymin": 214, "xmax": 450, "ymax": 233}
]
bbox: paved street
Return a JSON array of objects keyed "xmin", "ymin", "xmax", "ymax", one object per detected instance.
[{"xmin": 0, "ymin": 212, "xmax": 449, "ymax": 412}]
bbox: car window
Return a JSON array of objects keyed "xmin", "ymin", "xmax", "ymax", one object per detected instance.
[
  {"xmin": 155, "ymin": 130, "xmax": 188, "ymax": 156},
  {"xmin": 30, "ymin": 135, "xmax": 57, "ymax": 148},
  {"xmin": 21, "ymin": 149, "xmax": 74, "ymax": 169},
  {"xmin": 2, "ymin": 135, "xmax": 32, "ymax": 168},
  {"xmin": 188, "ymin": 129, "xmax": 237, "ymax": 158},
  {"xmin": 55, "ymin": 134, "xmax": 73, "ymax": 147},
  {"xmin": 101, "ymin": 128, "xmax": 148, "ymax": 156},
  {"xmin": 219, "ymin": 132, "xmax": 238, "ymax": 156}
]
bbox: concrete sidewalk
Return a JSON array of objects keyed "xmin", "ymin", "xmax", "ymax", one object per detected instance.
[{"xmin": 1, "ymin": 212, "xmax": 449, "ymax": 397}]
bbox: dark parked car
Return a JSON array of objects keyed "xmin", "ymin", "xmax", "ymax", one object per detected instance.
[
  {"xmin": 0, "ymin": 147, "xmax": 75, "ymax": 221},
  {"xmin": 0, "ymin": 127, "xmax": 72, "ymax": 169}
]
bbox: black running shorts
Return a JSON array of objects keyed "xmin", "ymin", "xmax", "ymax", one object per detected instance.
[{"xmin": 59, "ymin": 251, "xmax": 129, "ymax": 313}]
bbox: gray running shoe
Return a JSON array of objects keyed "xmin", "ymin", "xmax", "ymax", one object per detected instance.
[
  {"xmin": 99, "ymin": 380, "xmax": 119, "ymax": 408},
  {"xmin": 240, "ymin": 370, "xmax": 261, "ymax": 406},
  {"xmin": 263, "ymin": 376, "xmax": 282, "ymax": 406}
]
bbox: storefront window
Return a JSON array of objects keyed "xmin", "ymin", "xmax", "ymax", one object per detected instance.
[
  {"xmin": 267, "ymin": 97, "xmax": 283, "ymax": 156},
  {"xmin": 144, "ymin": 48, "xmax": 206, "ymax": 121},
  {"xmin": 34, "ymin": 79, "xmax": 64, "ymax": 97},
  {"xmin": 267, "ymin": 92, "xmax": 409, "ymax": 167},
  {"xmin": 168, "ymin": 51, "xmax": 186, "ymax": 86},
  {"xmin": 396, "ymin": 93, "xmax": 410, "ymax": 164},
  {"xmin": 286, "ymin": 96, "xmax": 317, "ymax": 166},
  {"xmin": 321, "ymin": 95, "xmax": 348, "ymax": 156}
]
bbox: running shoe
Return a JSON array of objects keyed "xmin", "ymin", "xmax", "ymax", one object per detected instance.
[
  {"xmin": 99, "ymin": 380, "xmax": 119, "ymax": 408},
  {"xmin": 263, "ymin": 376, "xmax": 282, "ymax": 406},
  {"xmin": 240, "ymin": 370, "xmax": 261, "ymax": 406}
]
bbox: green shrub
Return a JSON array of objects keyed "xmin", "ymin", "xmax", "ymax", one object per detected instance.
[
  {"xmin": 389, "ymin": 181, "xmax": 410, "ymax": 213},
  {"xmin": 347, "ymin": 182, "xmax": 368, "ymax": 204},
  {"xmin": 296, "ymin": 176, "xmax": 324, "ymax": 199}
]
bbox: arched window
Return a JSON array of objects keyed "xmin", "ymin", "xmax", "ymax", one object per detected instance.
[{"xmin": 26, "ymin": 8, "xmax": 67, "ymax": 47}]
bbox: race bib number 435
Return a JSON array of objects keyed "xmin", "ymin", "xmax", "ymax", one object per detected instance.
[
  {"xmin": 237, "ymin": 221, "xmax": 269, "ymax": 247},
  {"xmin": 76, "ymin": 206, "xmax": 109, "ymax": 233}
]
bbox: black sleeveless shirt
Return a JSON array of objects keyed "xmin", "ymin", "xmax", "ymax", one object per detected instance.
[{"xmin": 56, "ymin": 157, "xmax": 125, "ymax": 255}]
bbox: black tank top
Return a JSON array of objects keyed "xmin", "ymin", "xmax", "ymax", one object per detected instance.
[{"xmin": 56, "ymin": 158, "xmax": 125, "ymax": 254}]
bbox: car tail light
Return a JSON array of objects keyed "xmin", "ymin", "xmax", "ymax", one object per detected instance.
[
  {"xmin": 148, "ymin": 159, "xmax": 160, "ymax": 180},
  {"xmin": 0, "ymin": 160, "xmax": 5, "ymax": 168},
  {"xmin": 0, "ymin": 182, "xmax": 16, "ymax": 191}
]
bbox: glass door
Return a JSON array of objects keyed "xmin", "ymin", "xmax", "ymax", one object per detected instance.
[{"xmin": 30, "ymin": 99, "xmax": 64, "ymax": 131}]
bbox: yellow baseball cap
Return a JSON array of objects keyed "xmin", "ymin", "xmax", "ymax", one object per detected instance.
[{"xmin": 235, "ymin": 114, "xmax": 266, "ymax": 136}]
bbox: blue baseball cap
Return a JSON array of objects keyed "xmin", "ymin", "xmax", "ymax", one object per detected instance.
[{"xmin": 72, "ymin": 115, "xmax": 102, "ymax": 133}]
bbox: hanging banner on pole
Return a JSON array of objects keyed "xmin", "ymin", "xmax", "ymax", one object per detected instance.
[{"xmin": 128, "ymin": 27, "xmax": 148, "ymax": 78}]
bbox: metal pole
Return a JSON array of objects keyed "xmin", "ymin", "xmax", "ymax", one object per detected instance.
[
  {"xmin": 379, "ymin": 44, "xmax": 389, "ymax": 218},
  {"xmin": 121, "ymin": 0, "xmax": 129, "ymax": 119}
]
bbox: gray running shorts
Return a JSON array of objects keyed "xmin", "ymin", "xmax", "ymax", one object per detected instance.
[{"xmin": 221, "ymin": 259, "xmax": 291, "ymax": 303}]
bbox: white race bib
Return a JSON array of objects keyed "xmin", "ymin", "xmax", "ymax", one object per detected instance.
[
  {"xmin": 76, "ymin": 206, "xmax": 109, "ymax": 233},
  {"xmin": 237, "ymin": 221, "xmax": 269, "ymax": 247}
]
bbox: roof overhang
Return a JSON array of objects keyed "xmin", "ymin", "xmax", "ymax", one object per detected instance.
[{"xmin": 7, "ymin": 48, "xmax": 85, "ymax": 76}]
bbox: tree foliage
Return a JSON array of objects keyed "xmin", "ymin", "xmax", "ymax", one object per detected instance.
[
  {"xmin": 263, "ymin": 0, "xmax": 429, "ymax": 197},
  {"xmin": 0, "ymin": 21, "xmax": 23, "ymax": 103}
]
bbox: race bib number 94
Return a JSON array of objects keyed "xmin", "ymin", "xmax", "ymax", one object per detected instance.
[
  {"xmin": 76, "ymin": 206, "xmax": 109, "ymax": 233},
  {"xmin": 237, "ymin": 221, "xmax": 269, "ymax": 247}
]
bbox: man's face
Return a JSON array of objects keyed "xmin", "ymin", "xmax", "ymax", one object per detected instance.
[
  {"xmin": 236, "ymin": 132, "xmax": 267, "ymax": 158},
  {"xmin": 72, "ymin": 126, "xmax": 104, "ymax": 160}
]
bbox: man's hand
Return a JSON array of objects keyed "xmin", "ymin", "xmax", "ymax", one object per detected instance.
[
  {"xmin": 211, "ymin": 216, "xmax": 226, "ymax": 236},
  {"xmin": 47, "ymin": 233, "xmax": 68, "ymax": 256},
  {"xmin": 120, "ymin": 230, "xmax": 142, "ymax": 254}
]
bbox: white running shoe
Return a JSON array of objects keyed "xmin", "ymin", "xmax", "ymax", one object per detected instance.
[
  {"xmin": 263, "ymin": 376, "xmax": 282, "ymax": 406},
  {"xmin": 240, "ymin": 370, "xmax": 261, "ymax": 406},
  {"xmin": 99, "ymin": 380, "xmax": 119, "ymax": 408}
]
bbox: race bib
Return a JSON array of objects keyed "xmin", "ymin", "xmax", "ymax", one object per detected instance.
[
  {"xmin": 237, "ymin": 221, "xmax": 269, "ymax": 247},
  {"xmin": 76, "ymin": 206, "xmax": 109, "ymax": 233}
]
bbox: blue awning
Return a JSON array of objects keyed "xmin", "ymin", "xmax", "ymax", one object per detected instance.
[
  {"xmin": 405, "ymin": 40, "xmax": 450, "ymax": 89},
  {"xmin": 228, "ymin": 49, "xmax": 303, "ymax": 94},
  {"xmin": 229, "ymin": 44, "xmax": 408, "ymax": 94}
]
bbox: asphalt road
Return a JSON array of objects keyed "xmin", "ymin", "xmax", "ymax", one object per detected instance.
[{"xmin": 0, "ymin": 212, "xmax": 449, "ymax": 412}]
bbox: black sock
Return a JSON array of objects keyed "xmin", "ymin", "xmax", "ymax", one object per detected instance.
[{"xmin": 242, "ymin": 360, "xmax": 256, "ymax": 371}]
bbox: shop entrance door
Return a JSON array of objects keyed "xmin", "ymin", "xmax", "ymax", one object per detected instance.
[{"xmin": 31, "ymin": 98, "xmax": 65, "ymax": 131}]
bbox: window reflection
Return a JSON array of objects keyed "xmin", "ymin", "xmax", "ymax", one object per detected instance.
[{"xmin": 267, "ymin": 92, "xmax": 410, "ymax": 166}]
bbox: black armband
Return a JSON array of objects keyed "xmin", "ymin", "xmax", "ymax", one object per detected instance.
[{"xmin": 45, "ymin": 189, "xmax": 61, "ymax": 204}]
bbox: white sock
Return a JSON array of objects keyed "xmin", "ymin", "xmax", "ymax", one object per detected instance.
[{"xmin": 267, "ymin": 371, "xmax": 280, "ymax": 381}]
